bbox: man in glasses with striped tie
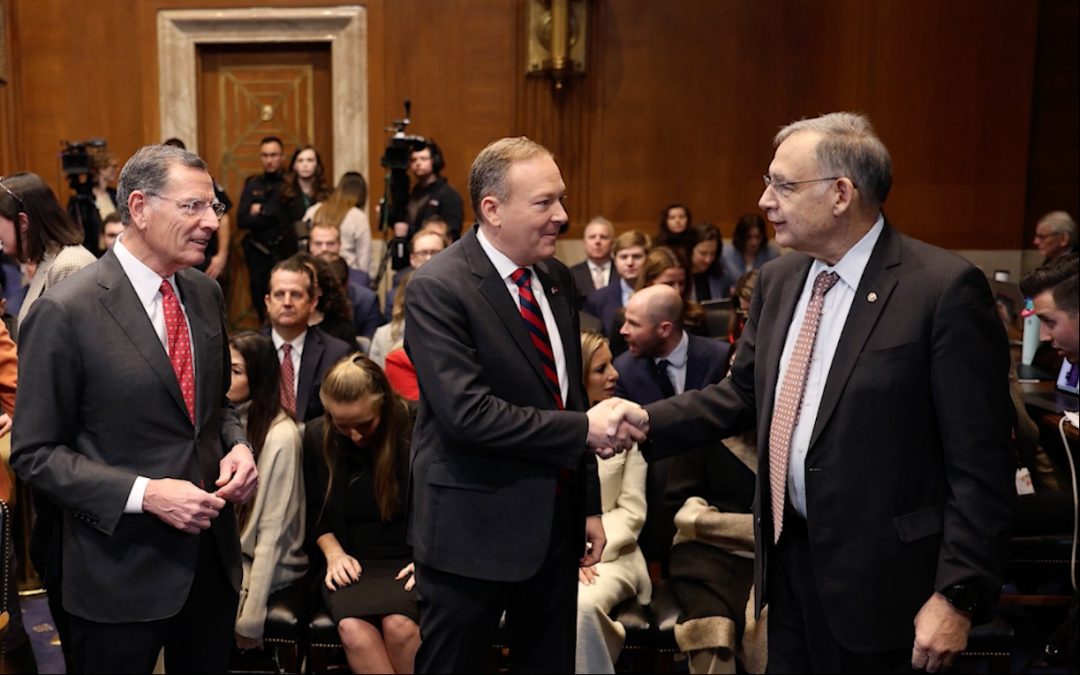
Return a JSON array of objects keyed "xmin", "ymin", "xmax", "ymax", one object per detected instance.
[
  {"xmin": 12, "ymin": 143, "xmax": 258, "ymax": 673},
  {"xmin": 606, "ymin": 113, "xmax": 1015, "ymax": 674},
  {"xmin": 404, "ymin": 137, "xmax": 645, "ymax": 673}
]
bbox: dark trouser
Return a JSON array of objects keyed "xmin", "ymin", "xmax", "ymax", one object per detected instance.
[
  {"xmin": 242, "ymin": 238, "xmax": 276, "ymax": 322},
  {"xmin": 414, "ymin": 495, "xmax": 579, "ymax": 674},
  {"xmin": 767, "ymin": 514, "xmax": 915, "ymax": 674},
  {"xmin": 68, "ymin": 532, "xmax": 238, "ymax": 674}
]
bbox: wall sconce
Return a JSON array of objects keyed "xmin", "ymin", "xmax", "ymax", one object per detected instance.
[{"xmin": 526, "ymin": 0, "xmax": 587, "ymax": 90}]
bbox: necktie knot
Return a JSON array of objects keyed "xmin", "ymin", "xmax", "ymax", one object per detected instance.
[
  {"xmin": 511, "ymin": 267, "xmax": 531, "ymax": 288},
  {"xmin": 813, "ymin": 271, "xmax": 840, "ymax": 297},
  {"xmin": 160, "ymin": 279, "xmax": 175, "ymax": 298}
]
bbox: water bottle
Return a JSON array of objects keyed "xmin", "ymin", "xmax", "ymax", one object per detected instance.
[{"xmin": 1021, "ymin": 303, "xmax": 1040, "ymax": 366}]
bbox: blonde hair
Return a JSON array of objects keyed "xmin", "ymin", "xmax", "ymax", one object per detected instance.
[
  {"xmin": 318, "ymin": 355, "xmax": 410, "ymax": 521},
  {"xmin": 468, "ymin": 137, "xmax": 553, "ymax": 220},
  {"xmin": 613, "ymin": 230, "xmax": 651, "ymax": 256},
  {"xmin": 313, "ymin": 173, "xmax": 367, "ymax": 230},
  {"xmin": 579, "ymin": 331, "xmax": 608, "ymax": 393},
  {"xmin": 390, "ymin": 271, "xmax": 413, "ymax": 342}
]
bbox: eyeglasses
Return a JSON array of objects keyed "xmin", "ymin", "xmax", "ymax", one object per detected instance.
[
  {"xmin": 1033, "ymin": 231, "xmax": 1060, "ymax": 242},
  {"xmin": 411, "ymin": 249, "xmax": 441, "ymax": 261},
  {"xmin": 762, "ymin": 174, "xmax": 841, "ymax": 198},
  {"xmin": 145, "ymin": 191, "xmax": 226, "ymax": 219},
  {"xmin": 0, "ymin": 177, "xmax": 24, "ymax": 209}
]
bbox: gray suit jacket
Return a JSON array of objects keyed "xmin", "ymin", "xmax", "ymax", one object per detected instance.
[
  {"xmin": 404, "ymin": 226, "xmax": 600, "ymax": 583},
  {"xmin": 11, "ymin": 249, "xmax": 246, "ymax": 623}
]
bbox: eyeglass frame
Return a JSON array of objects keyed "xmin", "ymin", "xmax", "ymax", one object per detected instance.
[
  {"xmin": 1033, "ymin": 231, "xmax": 1061, "ymax": 242},
  {"xmin": 143, "ymin": 190, "xmax": 226, "ymax": 220},
  {"xmin": 762, "ymin": 174, "xmax": 843, "ymax": 198}
]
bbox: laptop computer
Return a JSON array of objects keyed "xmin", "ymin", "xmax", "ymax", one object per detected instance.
[{"xmin": 1024, "ymin": 360, "xmax": 1080, "ymax": 413}]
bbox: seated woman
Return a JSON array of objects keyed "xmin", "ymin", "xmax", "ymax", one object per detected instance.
[
  {"xmin": 685, "ymin": 222, "xmax": 732, "ymax": 302},
  {"xmin": 575, "ymin": 331, "xmax": 651, "ymax": 674},
  {"xmin": 227, "ymin": 331, "xmax": 308, "ymax": 651},
  {"xmin": 370, "ymin": 271, "xmax": 411, "ymax": 369},
  {"xmin": 719, "ymin": 213, "xmax": 780, "ymax": 284},
  {"xmin": 608, "ymin": 246, "xmax": 707, "ymax": 358},
  {"xmin": 304, "ymin": 355, "xmax": 419, "ymax": 674}
]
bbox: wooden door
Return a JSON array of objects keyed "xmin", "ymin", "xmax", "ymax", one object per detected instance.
[{"xmin": 198, "ymin": 43, "xmax": 333, "ymax": 330}]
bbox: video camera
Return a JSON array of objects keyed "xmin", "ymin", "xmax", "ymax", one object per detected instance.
[
  {"xmin": 375, "ymin": 100, "xmax": 426, "ymax": 280},
  {"xmin": 60, "ymin": 138, "xmax": 108, "ymax": 252}
]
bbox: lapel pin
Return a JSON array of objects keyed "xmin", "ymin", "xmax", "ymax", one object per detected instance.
[
  {"xmin": 551, "ymin": 286, "xmax": 559, "ymax": 295},
  {"xmin": 867, "ymin": 292, "xmax": 878, "ymax": 303}
]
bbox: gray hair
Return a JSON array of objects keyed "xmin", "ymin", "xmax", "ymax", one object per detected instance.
[
  {"xmin": 1037, "ymin": 210, "xmax": 1078, "ymax": 243},
  {"xmin": 775, "ymin": 112, "xmax": 892, "ymax": 209},
  {"xmin": 468, "ymin": 137, "xmax": 553, "ymax": 222},
  {"xmin": 584, "ymin": 216, "xmax": 614, "ymax": 237},
  {"xmin": 116, "ymin": 144, "xmax": 207, "ymax": 225}
]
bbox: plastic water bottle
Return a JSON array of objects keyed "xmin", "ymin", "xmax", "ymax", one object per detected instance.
[{"xmin": 1021, "ymin": 304, "xmax": 1040, "ymax": 366}]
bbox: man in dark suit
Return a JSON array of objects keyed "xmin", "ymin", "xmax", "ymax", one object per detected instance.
[
  {"xmin": 612, "ymin": 283, "xmax": 731, "ymax": 566},
  {"xmin": 264, "ymin": 258, "xmax": 353, "ymax": 422},
  {"xmin": 237, "ymin": 136, "xmax": 286, "ymax": 322},
  {"xmin": 606, "ymin": 113, "xmax": 1015, "ymax": 673},
  {"xmin": 583, "ymin": 229, "xmax": 649, "ymax": 336},
  {"xmin": 404, "ymin": 137, "xmax": 641, "ymax": 673},
  {"xmin": 12, "ymin": 144, "xmax": 259, "ymax": 673},
  {"xmin": 569, "ymin": 216, "xmax": 616, "ymax": 310}
]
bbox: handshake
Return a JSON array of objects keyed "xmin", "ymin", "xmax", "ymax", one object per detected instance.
[{"xmin": 585, "ymin": 398, "xmax": 650, "ymax": 459}]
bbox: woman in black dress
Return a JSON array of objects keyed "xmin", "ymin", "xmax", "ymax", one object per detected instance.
[{"xmin": 304, "ymin": 355, "xmax": 418, "ymax": 673}]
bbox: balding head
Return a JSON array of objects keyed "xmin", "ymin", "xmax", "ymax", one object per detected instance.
[{"xmin": 621, "ymin": 284, "xmax": 685, "ymax": 359}]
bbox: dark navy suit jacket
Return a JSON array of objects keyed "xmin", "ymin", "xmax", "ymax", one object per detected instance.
[{"xmin": 582, "ymin": 279, "xmax": 627, "ymax": 338}]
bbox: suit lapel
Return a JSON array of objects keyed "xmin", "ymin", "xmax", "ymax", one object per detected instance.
[
  {"xmin": 809, "ymin": 224, "xmax": 901, "ymax": 449},
  {"xmin": 97, "ymin": 252, "xmax": 190, "ymax": 423},
  {"xmin": 298, "ymin": 330, "xmax": 324, "ymax": 420},
  {"xmin": 465, "ymin": 230, "xmax": 553, "ymax": 395},
  {"xmin": 684, "ymin": 335, "xmax": 706, "ymax": 391},
  {"xmin": 760, "ymin": 256, "xmax": 814, "ymax": 423}
]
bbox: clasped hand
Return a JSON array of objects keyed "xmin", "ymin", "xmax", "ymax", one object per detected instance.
[
  {"xmin": 142, "ymin": 444, "xmax": 258, "ymax": 534},
  {"xmin": 585, "ymin": 397, "xmax": 650, "ymax": 458}
]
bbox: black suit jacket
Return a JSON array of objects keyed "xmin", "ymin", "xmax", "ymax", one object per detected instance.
[
  {"xmin": 612, "ymin": 333, "xmax": 731, "ymax": 564},
  {"xmin": 643, "ymin": 223, "xmax": 1016, "ymax": 652},
  {"xmin": 404, "ymin": 225, "xmax": 600, "ymax": 583},
  {"xmin": 582, "ymin": 280, "xmax": 624, "ymax": 338},
  {"xmin": 11, "ymin": 249, "xmax": 247, "ymax": 623},
  {"xmin": 264, "ymin": 326, "xmax": 353, "ymax": 422}
]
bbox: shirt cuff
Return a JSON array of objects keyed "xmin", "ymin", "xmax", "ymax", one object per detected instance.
[{"xmin": 125, "ymin": 476, "xmax": 150, "ymax": 514}]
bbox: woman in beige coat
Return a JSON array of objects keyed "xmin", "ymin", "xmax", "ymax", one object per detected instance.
[{"xmin": 575, "ymin": 331, "xmax": 651, "ymax": 674}]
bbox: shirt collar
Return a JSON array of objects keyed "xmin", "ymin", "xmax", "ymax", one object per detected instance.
[
  {"xmin": 587, "ymin": 259, "xmax": 611, "ymax": 273},
  {"xmin": 113, "ymin": 234, "xmax": 177, "ymax": 308},
  {"xmin": 656, "ymin": 330, "xmax": 689, "ymax": 368},
  {"xmin": 809, "ymin": 213, "xmax": 884, "ymax": 292},
  {"xmin": 271, "ymin": 328, "xmax": 307, "ymax": 355},
  {"xmin": 477, "ymin": 226, "xmax": 533, "ymax": 281}
]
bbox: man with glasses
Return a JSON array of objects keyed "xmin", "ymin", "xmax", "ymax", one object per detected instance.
[
  {"xmin": 12, "ymin": 144, "xmax": 258, "ymax": 672},
  {"xmin": 383, "ymin": 227, "xmax": 446, "ymax": 323},
  {"xmin": 606, "ymin": 113, "xmax": 1015, "ymax": 673},
  {"xmin": 238, "ymin": 136, "xmax": 287, "ymax": 321},
  {"xmin": 1033, "ymin": 210, "xmax": 1077, "ymax": 266}
]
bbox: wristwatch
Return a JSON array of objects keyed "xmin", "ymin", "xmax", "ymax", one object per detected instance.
[{"xmin": 942, "ymin": 584, "xmax": 979, "ymax": 613}]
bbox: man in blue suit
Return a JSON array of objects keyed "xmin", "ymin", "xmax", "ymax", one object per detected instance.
[
  {"xmin": 583, "ymin": 229, "xmax": 649, "ymax": 336},
  {"xmin": 613, "ymin": 283, "xmax": 731, "ymax": 564}
]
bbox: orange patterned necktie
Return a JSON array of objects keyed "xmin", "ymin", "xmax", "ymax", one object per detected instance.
[
  {"xmin": 160, "ymin": 280, "xmax": 195, "ymax": 424},
  {"xmin": 768, "ymin": 271, "xmax": 839, "ymax": 543}
]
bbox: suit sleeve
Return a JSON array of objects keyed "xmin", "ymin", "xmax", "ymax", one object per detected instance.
[
  {"xmin": 930, "ymin": 266, "xmax": 1015, "ymax": 610},
  {"xmin": 10, "ymin": 296, "xmax": 137, "ymax": 536},
  {"xmin": 642, "ymin": 275, "xmax": 761, "ymax": 462},
  {"xmin": 216, "ymin": 286, "xmax": 247, "ymax": 451},
  {"xmin": 358, "ymin": 292, "xmax": 384, "ymax": 339},
  {"xmin": 405, "ymin": 273, "xmax": 588, "ymax": 469}
]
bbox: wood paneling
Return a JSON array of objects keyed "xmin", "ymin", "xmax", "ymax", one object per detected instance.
[
  {"xmin": 2, "ymin": 0, "xmax": 1073, "ymax": 252},
  {"xmin": 1023, "ymin": 0, "xmax": 1080, "ymax": 249}
]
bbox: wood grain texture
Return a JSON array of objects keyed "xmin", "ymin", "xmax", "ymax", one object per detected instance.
[{"xmin": 1, "ymin": 0, "xmax": 1072, "ymax": 253}]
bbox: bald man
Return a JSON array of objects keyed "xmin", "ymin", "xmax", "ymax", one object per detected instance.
[{"xmin": 612, "ymin": 284, "xmax": 731, "ymax": 564}]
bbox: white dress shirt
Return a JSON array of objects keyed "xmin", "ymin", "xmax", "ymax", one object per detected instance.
[
  {"xmin": 271, "ymin": 329, "xmax": 307, "ymax": 402},
  {"xmin": 587, "ymin": 260, "xmax": 612, "ymax": 289},
  {"xmin": 655, "ymin": 330, "xmax": 690, "ymax": 395},
  {"xmin": 113, "ymin": 235, "xmax": 193, "ymax": 514},
  {"xmin": 477, "ymin": 228, "xmax": 569, "ymax": 403},
  {"xmin": 774, "ymin": 215, "xmax": 884, "ymax": 518}
]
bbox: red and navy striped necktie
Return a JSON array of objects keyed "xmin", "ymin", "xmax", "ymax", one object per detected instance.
[{"xmin": 511, "ymin": 267, "xmax": 563, "ymax": 409}]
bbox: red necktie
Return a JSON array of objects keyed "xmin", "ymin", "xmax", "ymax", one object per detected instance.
[
  {"xmin": 768, "ymin": 271, "xmax": 839, "ymax": 542},
  {"xmin": 280, "ymin": 343, "xmax": 296, "ymax": 417},
  {"xmin": 160, "ymin": 280, "xmax": 195, "ymax": 424},
  {"xmin": 511, "ymin": 268, "xmax": 572, "ymax": 494}
]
